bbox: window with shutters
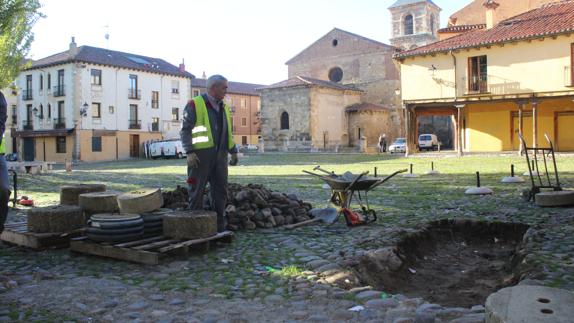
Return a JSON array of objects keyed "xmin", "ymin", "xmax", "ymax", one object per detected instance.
[{"xmin": 468, "ymin": 55, "xmax": 488, "ymax": 93}]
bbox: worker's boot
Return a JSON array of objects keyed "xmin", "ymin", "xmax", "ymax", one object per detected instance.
[{"xmin": 217, "ymin": 215, "xmax": 227, "ymax": 233}]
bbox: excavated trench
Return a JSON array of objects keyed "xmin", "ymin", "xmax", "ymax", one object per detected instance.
[{"xmin": 353, "ymin": 220, "xmax": 530, "ymax": 308}]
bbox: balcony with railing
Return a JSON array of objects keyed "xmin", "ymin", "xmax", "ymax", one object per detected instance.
[
  {"xmin": 53, "ymin": 118, "xmax": 66, "ymax": 129},
  {"xmin": 565, "ymin": 66, "xmax": 574, "ymax": 87},
  {"xmin": 22, "ymin": 120, "xmax": 33, "ymax": 130},
  {"xmin": 129, "ymin": 119, "xmax": 141, "ymax": 129},
  {"xmin": 128, "ymin": 89, "xmax": 141, "ymax": 100},
  {"xmin": 22, "ymin": 89, "xmax": 33, "ymax": 101},
  {"xmin": 53, "ymin": 85, "xmax": 65, "ymax": 97},
  {"xmin": 151, "ymin": 122, "xmax": 159, "ymax": 132}
]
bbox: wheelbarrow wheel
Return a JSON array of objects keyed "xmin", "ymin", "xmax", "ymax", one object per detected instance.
[{"xmin": 521, "ymin": 189, "xmax": 533, "ymax": 202}]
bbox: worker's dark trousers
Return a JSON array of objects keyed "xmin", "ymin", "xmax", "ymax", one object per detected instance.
[
  {"xmin": 187, "ymin": 149, "xmax": 228, "ymax": 232},
  {"xmin": 0, "ymin": 155, "xmax": 11, "ymax": 234}
]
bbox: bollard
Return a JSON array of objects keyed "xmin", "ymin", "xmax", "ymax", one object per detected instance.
[
  {"xmin": 431, "ymin": 162, "xmax": 434, "ymax": 171},
  {"xmin": 410, "ymin": 163, "xmax": 413, "ymax": 174},
  {"xmin": 476, "ymin": 171, "xmax": 481, "ymax": 188},
  {"xmin": 374, "ymin": 167, "xmax": 378, "ymax": 178},
  {"xmin": 502, "ymin": 163, "xmax": 525, "ymax": 183}
]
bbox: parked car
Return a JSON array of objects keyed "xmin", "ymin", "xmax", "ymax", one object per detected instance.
[
  {"xmin": 389, "ymin": 138, "xmax": 406, "ymax": 154},
  {"xmin": 242, "ymin": 144, "xmax": 258, "ymax": 151},
  {"xmin": 418, "ymin": 134, "xmax": 439, "ymax": 151},
  {"xmin": 149, "ymin": 140, "xmax": 186, "ymax": 159}
]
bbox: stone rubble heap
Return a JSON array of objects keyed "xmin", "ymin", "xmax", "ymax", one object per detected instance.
[{"xmin": 162, "ymin": 184, "xmax": 313, "ymax": 231}]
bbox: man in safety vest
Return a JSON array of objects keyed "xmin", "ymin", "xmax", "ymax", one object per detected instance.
[
  {"xmin": 0, "ymin": 90, "xmax": 10, "ymax": 234},
  {"xmin": 180, "ymin": 75, "xmax": 238, "ymax": 232}
]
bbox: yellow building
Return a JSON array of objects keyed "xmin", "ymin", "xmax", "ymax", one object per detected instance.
[{"xmin": 395, "ymin": 0, "xmax": 574, "ymax": 154}]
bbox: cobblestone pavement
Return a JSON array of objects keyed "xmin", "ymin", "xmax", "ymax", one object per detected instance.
[{"xmin": 1, "ymin": 156, "xmax": 573, "ymax": 322}]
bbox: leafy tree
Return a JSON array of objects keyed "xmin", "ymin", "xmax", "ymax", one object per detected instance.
[{"xmin": 0, "ymin": 0, "xmax": 43, "ymax": 89}]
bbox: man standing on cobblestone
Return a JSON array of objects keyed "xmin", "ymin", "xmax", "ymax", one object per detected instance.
[
  {"xmin": 0, "ymin": 90, "xmax": 10, "ymax": 233},
  {"xmin": 180, "ymin": 75, "xmax": 238, "ymax": 232}
]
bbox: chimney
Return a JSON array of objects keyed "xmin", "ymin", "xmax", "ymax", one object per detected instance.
[
  {"xmin": 202, "ymin": 71, "xmax": 206, "ymax": 79},
  {"xmin": 483, "ymin": 0, "xmax": 500, "ymax": 30},
  {"xmin": 69, "ymin": 36, "xmax": 78, "ymax": 57},
  {"xmin": 178, "ymin": 58, "xmax": 185, "ymax": 73}
]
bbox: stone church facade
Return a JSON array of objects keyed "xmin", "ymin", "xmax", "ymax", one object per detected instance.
[
  {"xmin": 260, "ymin": 1, "xmax": 443, "ymax": 152},
  {"xmin": 260, "ymin": 28, "xmax": 402, "ymax": 151}
]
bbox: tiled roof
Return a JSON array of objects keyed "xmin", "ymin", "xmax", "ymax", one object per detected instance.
[
  {"xmin": 395, "ymin": 0, "xmax": 574, "ymax": 59},
  {"xmin": 389, "ymin": 0, "xmax": 438, "ymax": 9},
  {"xmin": 26, "ymin": 46, "xmax": 194, "ymax": 78},
  {"xmin": 191, "ymin": 78, "xmax": 265, "ymax": 96},
  {"xmin": 345, "ymin": 103, "xmax": 393, "ymax": 112},
  {"xmin": 438, "ymin": 24, "xmax": 486, "ymax": 33},
  {"xmin": 261, "ymin": 76, "xmax": 362, "ymax": 92}
]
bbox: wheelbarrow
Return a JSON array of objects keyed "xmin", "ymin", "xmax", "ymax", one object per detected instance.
[{"xmin": 303, "ymin": 166, "xmax": 407, "ymax": 227}]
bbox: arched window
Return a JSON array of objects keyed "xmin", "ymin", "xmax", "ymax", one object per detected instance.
[
  {"xmin": 430, "ymin": 15, "xmax": 435, "ymax": 35},
  {"xmin": 280, "ymin": 111, "xmax": 289, "ymax": 130},
  {"xmin": 404, "ymin": 14, "xmax": 414, "ymax": 35}
]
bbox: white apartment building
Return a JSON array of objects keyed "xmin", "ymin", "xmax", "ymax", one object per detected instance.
[{"xmin": 15, "ymin": 38, "xmax": 193, "ymax": 162}]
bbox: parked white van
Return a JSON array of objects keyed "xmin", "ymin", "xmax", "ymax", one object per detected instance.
[
  {"xmin": 418, "ymin": 134, "xmax": 439, "ymax": 151},
  {"xmin": 149, "ymin": 140, "xmax": 187, "ymax": 159}
]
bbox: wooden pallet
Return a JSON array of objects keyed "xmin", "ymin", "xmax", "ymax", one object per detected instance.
[
  {"xmin": 70, "ymin": 231, "xmax": 234, "ymax": 265},
  {"xmin": 0, "ymin": 222, "xmax": 81, "ymax": 250}
]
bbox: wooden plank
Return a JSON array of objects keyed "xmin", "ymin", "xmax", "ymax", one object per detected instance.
[
  {"xmin": 114, "ymin": 236, "xmax": 166, "ymax": 248},
  {"xmin": 0, "ymin": 230, "xmax": 40, "ymax": 249},
  {"xmin": 132, "ymin": 239, "xmax": 181, "ymax": 251},
  {"xmin": 157, "ymin": 231, "xmax": 234, "ymax": 254},
  {"xmin": 70, "ymin": 240, "xmax": 160, "ymax": 265}
]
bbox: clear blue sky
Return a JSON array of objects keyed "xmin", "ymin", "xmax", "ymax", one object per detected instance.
[{"xmin": 30, "ymin": 0, "xmax": 467, "ymax": 85}]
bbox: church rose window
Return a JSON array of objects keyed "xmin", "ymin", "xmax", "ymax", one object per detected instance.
[
  {"xmin": 280, "ymin": 111, "xmax": 289, "ymax": 130},
  {"xmin": 404, "ymin": 14, "xmax": 414, "ymax": 35},
  {"xmin": 328, "ymin": 67, "xmax": 343, "ymax": 83}
]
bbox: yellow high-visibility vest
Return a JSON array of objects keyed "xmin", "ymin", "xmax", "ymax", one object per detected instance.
[{"xmin": 191, "ymin": 96, "xmax": 234, "ymax": 150}]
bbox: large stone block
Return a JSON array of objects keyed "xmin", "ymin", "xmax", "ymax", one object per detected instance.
[
  {"xmin": 485, "ymin": 285, "xmax": 574, "ymax": 323},
  {"xmin": 163, "ymin": 210, "xmax": 217, "ymax": 240}
]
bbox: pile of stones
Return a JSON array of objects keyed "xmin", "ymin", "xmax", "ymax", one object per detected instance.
[{"xmin": 162, "ymin": 183, "xmax": 313, "ymax": 231}]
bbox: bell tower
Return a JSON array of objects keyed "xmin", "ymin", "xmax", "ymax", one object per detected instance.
[{"xmin": 388, "ymin": 0, "xmax": 441, "ymax": 50}]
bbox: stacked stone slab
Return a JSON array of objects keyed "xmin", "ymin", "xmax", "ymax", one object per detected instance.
[
  {"xmin": 27, "ymin": 205, "xmax": 84, "ymax": 233},
  {"xmin": 117, "ymin": 188, "xmax": 163, "ymax": 214},
  {"xmin": 60, "ymin": 184, "xmax": 106, "ymax": 205},
  {"xmin": 163, "ymin": 210, "xmax": 217, "ymax": 239},
  {"xmin": 79, "ymin": 191, "xmax": 121, "ymax": 222},
  {"xmin": 162, "ymin": 183, "xmax": 313, "ymax": 231}
]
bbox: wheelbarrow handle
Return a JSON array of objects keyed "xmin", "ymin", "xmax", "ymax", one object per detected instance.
[
  {"xmin": 302, "ymin": 170, "xmax": 330, "ymax": 179},
  {"xmin": 313, "ymin": 165, "xmax": 337, "ymax": 176},
  {"xmin": 368, "ymin": 168, "xmax": 408, "ymax": 190}
]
